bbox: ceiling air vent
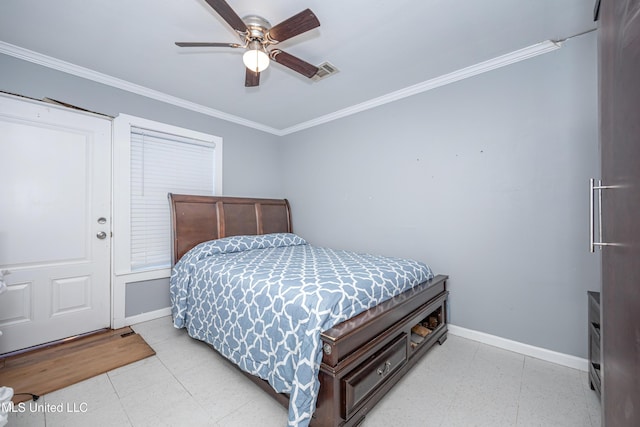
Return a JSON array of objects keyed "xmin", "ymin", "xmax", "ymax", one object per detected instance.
[{"xmin": 312, "ymin": 62, "xmax": 340, "ymax": 82}]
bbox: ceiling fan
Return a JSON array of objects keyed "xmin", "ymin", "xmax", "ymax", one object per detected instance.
[{"xmin": 176, "ymin": 0, "xmax": 321, "ymax": 87}]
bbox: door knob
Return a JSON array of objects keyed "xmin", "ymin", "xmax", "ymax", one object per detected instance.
[{"xmin": 96, "ymin": 231, "xmax": 107, "ymax": 240}]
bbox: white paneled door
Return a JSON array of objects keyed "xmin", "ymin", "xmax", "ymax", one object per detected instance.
[{"xmin": 0, "ymin": 95, "xmax": 111, "ymax": 354}]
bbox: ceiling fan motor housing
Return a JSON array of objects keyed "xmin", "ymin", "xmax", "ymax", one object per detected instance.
[
  {"xmin": 242, "ymin": 15, "xmax": 271, "ymax": 42},
  {"xmin": 175, "ymin": 1, "xmax": 321, "ymax": 87}
]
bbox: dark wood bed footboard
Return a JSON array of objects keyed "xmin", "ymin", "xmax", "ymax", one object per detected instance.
[
  {"xmin": 314, "ymin": 274, "xmax": 448, "ymax": 426},
  {"xmin": 239, "ymin": 275, "xmax": 448, "ymax": 427},
  {"xmin": 168, "ymin": 194, "xmax": 448, "ymax": 427}
]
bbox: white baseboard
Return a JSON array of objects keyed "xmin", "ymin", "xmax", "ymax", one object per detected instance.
[
  {"xmin": 120, "ymin": 307, "xmax": 172, "ymax": 328},
  {"xmin": 447, "ymin": 324, "xmax": 589, "ymax": 372},
  {"xmin": 113, "ymin": 313, "xmax": 587, "ymax": 371}
]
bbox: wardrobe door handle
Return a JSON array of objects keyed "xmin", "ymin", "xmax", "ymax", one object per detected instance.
[
  {"xmin": 590, "ymin": 178, "xmax": 620, "ymax": 252},
  {"xmin": 590, "ymin": 178, "xmax": 597, "ymax": 252}
]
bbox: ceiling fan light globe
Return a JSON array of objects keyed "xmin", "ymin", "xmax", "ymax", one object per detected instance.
[{"xmin": 243, "ymin": 49, "xmax": 270, "ymax": 72}]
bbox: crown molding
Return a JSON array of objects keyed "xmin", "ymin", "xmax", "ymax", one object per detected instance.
[
  {"xmin": 0, "ymin": 40, "xmax": 561, "ymax": 136},
  {"xmin": 279, "ymin": 40, "xmax": 561, "ymax": 135},
  {"xmin": 0, "ymin": 41, "xmax": 282, "ymax": 135}
]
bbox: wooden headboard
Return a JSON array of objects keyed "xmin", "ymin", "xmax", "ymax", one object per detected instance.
[{"xmin": 168, "ymin": 194, "xmax": 292, "ymax": 265}]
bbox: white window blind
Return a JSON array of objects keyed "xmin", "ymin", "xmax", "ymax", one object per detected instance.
[{"xmin": 130, "ymin": 127, "xmax": 216, "ymax": 271}]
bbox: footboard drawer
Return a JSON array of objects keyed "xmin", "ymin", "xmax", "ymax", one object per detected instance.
[{"xmin": 342, "ymin": 333, "xmax": 407, "ymax": 419}]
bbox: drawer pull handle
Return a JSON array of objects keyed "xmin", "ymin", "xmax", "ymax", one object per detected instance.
[{"xmin": 377, "ymin": 361, "xmax": 391, "ymax": 376}]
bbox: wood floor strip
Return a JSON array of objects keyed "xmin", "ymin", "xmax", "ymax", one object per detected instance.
[{"xmin": 0, "ymin": 327, "xmax": 155, "ymax": 403}]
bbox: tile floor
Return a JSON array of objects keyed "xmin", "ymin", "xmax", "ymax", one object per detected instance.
[{"xmin": 7, "ymin": 316, "xmax": 601, "ymax": 426}]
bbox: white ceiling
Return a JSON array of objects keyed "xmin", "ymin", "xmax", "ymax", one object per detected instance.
[{"xmin": 0, "ymin": 0, "xmax": 596, "ymax": 133}]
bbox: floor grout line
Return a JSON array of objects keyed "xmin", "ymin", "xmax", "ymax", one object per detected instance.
[{"xmin": 7, "ymin": 319, "xmax": 601, "ymax": 427}]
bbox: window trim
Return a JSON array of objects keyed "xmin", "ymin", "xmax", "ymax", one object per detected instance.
[{"xmin": 113, "ymin": 114, "xmax": 223, "ymax": 276}]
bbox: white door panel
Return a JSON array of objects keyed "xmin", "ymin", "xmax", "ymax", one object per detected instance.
[{"xmin": 0, "ymin": 95, "xmax": 111, "ymax": 354}]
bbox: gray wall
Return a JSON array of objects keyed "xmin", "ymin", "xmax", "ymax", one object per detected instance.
[
  {"xmin": 1, "ymin": 31, "xmax": 600, "ymax": 358},
  {"xmin": 279, "ymin": 32, "xmax": 600, "ymax": 358},
  {"xmin": 0, "ymin": 53, "xmax": 284, "ymax": 199},
  {"xmin": 1, "ymin": 52, "xmax": 284, "ymax": 318},
  {"xmin": 125, "ymin": 278, "xmax": 171, "ymax": 318}
]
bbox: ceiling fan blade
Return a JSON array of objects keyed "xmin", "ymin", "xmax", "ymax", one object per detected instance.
[
  {"xmin": 271, "ymin": 50, "xmax": 318, "ymax": 78},
  {"xmin": 204, "ymin": 0, "xmax": 248, "ymax": 33},
  {"xmin": 245, "ymin": 69, "xmax": 260, "ymax": 87},
  {"xmin": 175, "ymin": 42, "xmax": 241, "ymax": 48},
  {"xmin": 266, "ymin": 9, "xmax": 320, "ymax": 43}
]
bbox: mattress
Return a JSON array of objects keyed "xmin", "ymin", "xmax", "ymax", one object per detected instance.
[{"xmin": 170, "ymin": 233, "xmax": 434, "ymax": 426}]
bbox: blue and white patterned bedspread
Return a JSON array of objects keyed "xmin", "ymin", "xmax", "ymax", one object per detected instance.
[{"xmin": 170, "ymin": 233, "xmax": 434, "ymax": 427}]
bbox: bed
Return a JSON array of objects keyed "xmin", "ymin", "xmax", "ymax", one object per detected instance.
[{"xmin": 168, "ymin": 194, "xmax": 448, "ymax": 427}]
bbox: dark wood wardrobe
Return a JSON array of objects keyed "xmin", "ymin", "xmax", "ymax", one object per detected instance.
[{"xmin": 597, "ymin": 0, "xmax": 640, "ymax": 425}]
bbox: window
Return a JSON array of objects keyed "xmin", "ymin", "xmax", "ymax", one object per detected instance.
[
  {"xmin": 130, "ymin": 127, "xmax": 216, "ymax": 270},
  {"xmin": 113, "ymin": 114, "xmax": 223, "ymax": 274}
]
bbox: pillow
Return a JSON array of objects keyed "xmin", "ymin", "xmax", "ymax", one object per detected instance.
[{"xmin": 178, "ymin": 233, "xmax": 307, "ymax": 265}]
